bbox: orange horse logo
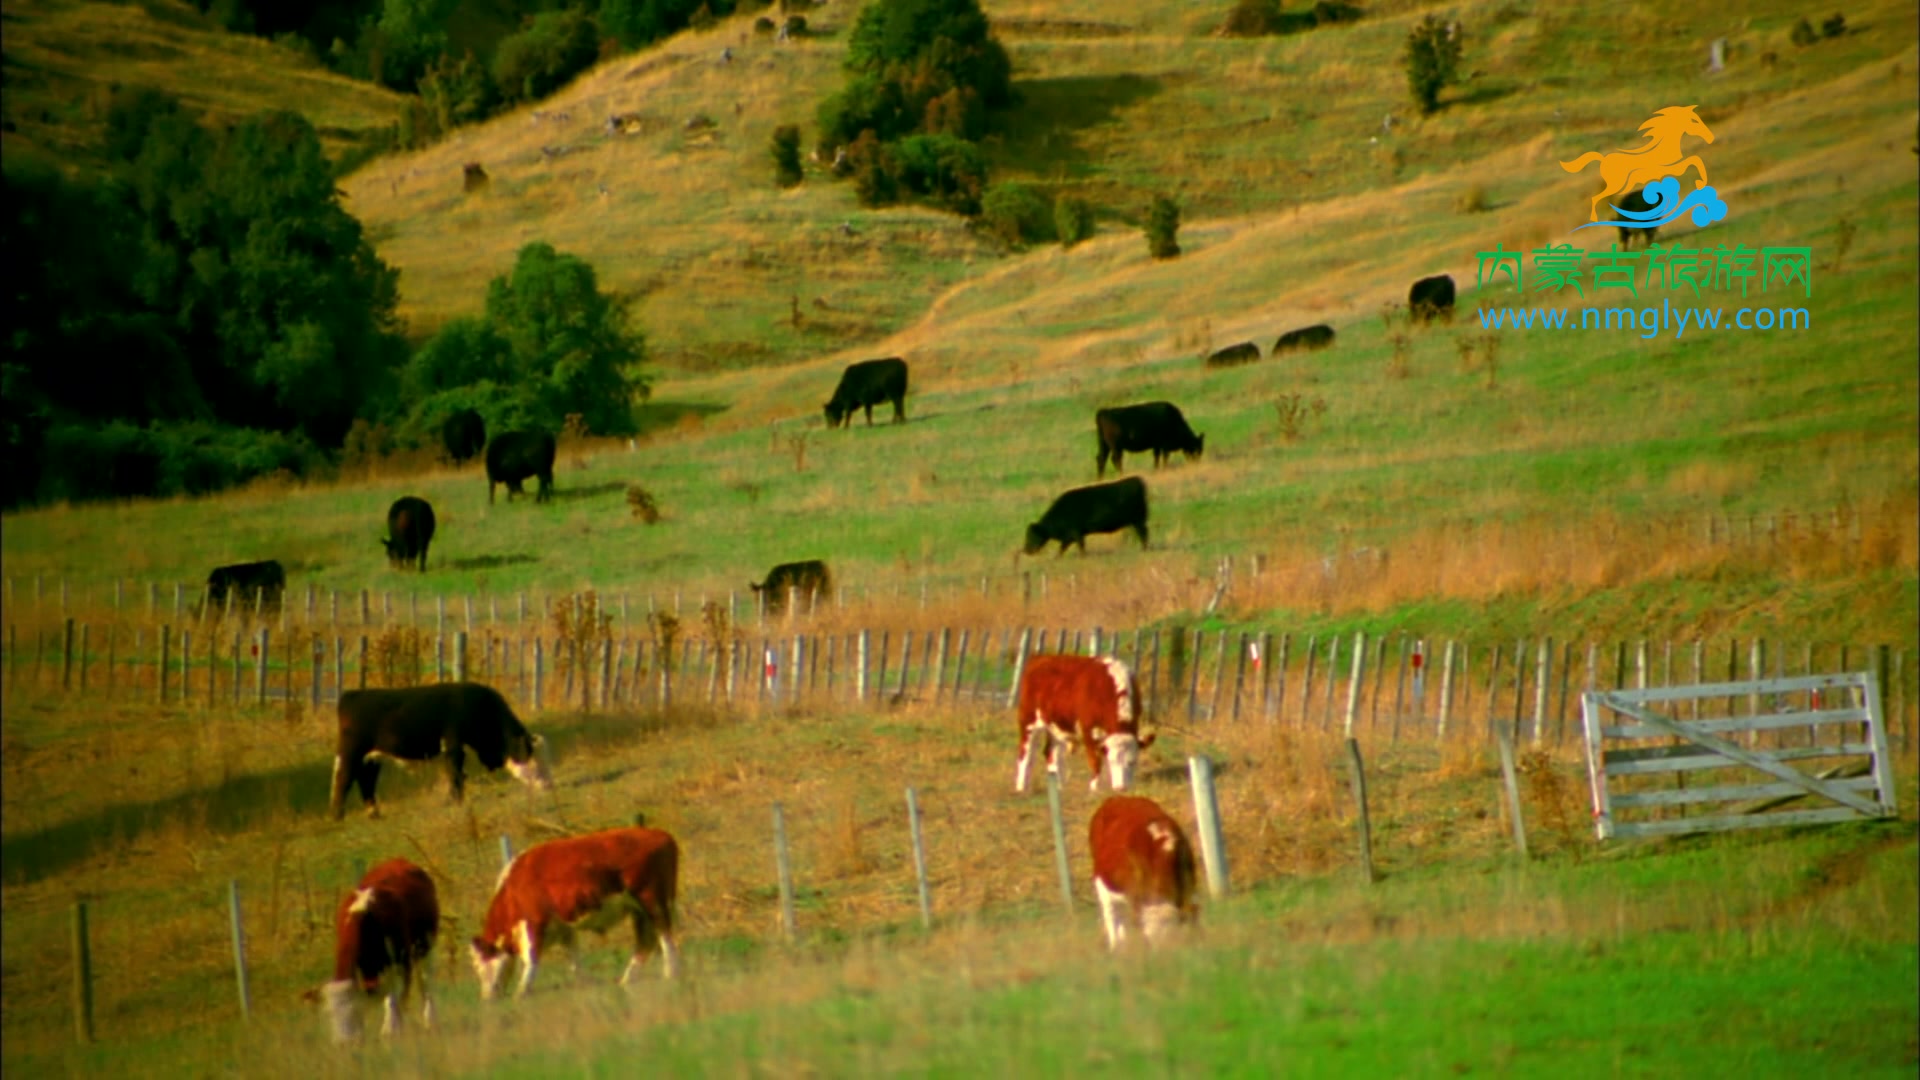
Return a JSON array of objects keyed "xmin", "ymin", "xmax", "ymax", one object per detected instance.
[{"xmin": 1561, "ymin": 106, "xmax": 1716, "ymax": 222}]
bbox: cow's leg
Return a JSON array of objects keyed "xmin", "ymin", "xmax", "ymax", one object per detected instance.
[
  {"xmin": 329, "ymin": 753, "xmax": 351, "ymax": 820},
  {"xmin": 444, "ymin": 742, "xmax": 466, "ymax": 802},
  {"xmin": 416, "ymin": 961, "xmax": 434, "ymax": 1030},
  {"xmin": 514, "ymin": 921, "xmax": 539, "ymax": 998},
  {"xmin": 357, "ymin": 757, "xmax": 384, "ymax": 818},
  {"xmin": 863, "ymin": 403, "xmax": 875, "ymax": 426},
  {"xmin": 891, "ymin": 395, "xmax": 905, "ymax": 423},
  {"xmin": 1094, "ymin": 878, "xmax": 1126, "ymax": 951},
  {"xmin": 1015, "ymin": 721, "xmax": 1041, "ymax": 793},
  {"xmin": 1087, "ymin": 740, "xmax": 1106, "ymax": 792},
  {"xmin": 1134, "ymin": 522, "xmax": 1150, "ymax": 549}
]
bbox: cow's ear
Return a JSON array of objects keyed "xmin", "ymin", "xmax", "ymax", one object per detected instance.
[
  {"xmin": 530, "ymin": 733, "xmax": 546, "ymax": 750},
  {"xmin": 1138, "ymin": 732, "xmax": 1157, "ymax": 749}
]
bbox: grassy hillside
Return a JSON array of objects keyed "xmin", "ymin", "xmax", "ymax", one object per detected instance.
[{"xmin": 0, "ymin": 0, "xmax": 407, "ymax": 167}]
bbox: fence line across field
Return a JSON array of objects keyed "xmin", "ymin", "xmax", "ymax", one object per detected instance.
[{"xmin": 3, "ymin": 615, "xmax": 1910, "ymax": 753}]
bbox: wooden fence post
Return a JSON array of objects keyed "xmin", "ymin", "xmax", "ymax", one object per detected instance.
[
  {"xmin": 1268, "ymin": 632, "xmax": 1290, "ymax": 725},
  {"xmin": 1344, "ymin": 738, "xmax": 1376, "ymax": 884},
  {"xmin": 1532, "ymin": 637, "xmax": 1552, "ymax": 746},
  {"xmin": 1300, "ymin": 634, "xmax": 1319, "ymax": 729},
  {"xmin": 906, "ymin": 788, "xmax": 932, "ymax": 930},
  {"xmin": 254, "ymin": 629, "xmax": 270, "ymax": 706},
  {"xmin": 1437, "ymin": 640, "xmax": 1457, "ymax": 741},
  {"xmin": 62, "ymin": 617, "xmax": 75, "ymax": 692},
  {"xmin": 72, "ymin": 901, "xmax": 93, "ymax": 1044},
  {"xmin": 1045, "ymin": 772, "xmax": 1074, "ymax": 917},
  {"xmin": 229, "ymin": 880, "xmax": 251, "ymax": 1019},
  {"xmin": 1342, "ymin": 631, "xmax": 1366, "ymax": 738},
  {"xmin": 856, "ymin": 630, "xmax": 871, "ymax": 703},
  {"xmin": 158, "ymin": 625, "xmax": 172, "ymax": 705},
  {"xmin": 1389, "ymin": 636, "xmax": 1410, "ymax": 741},
  {"xmin": 772, "ymin": 803, "xmax": 797, "ymax": 943},
  {"xmin": 1495, "ymin": 724, "xmax": 1529, "ymax": 859},
  {"xmin": 931, "ymin": 628, "xmax": 951, "ymax": 703},
  {"xmin": 78, "ymin": 623, "xmax": 90, "ymax": 695},
  {"xmin": 1321, "ymin": 634, "xmax": 1341, "ymax": 731},
  {"xmin": 309, "ymin": 636, "xmax": 322, "ymax": 709},
  {"xmin": 532, "ymin": 639, "xmax": 545, "ymax": 712},
  {"xmin": 1188, "ymin": 756, "xmax": 1229, "ymax": 899},
  {"xmin": 1007, "ymin": 629, "xmax": 1032, "ymax": 708}
]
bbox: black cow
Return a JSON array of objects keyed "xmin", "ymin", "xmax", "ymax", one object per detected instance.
[
  {"xmin": 329, "ymin": 683, "xmax": 551, "ymax": 820},
  {"xmin": 1096, "ymin": 402, "xmax": 1204, "ymax": 478},
  {"xmin": 1409, "ymin": 274, "xmax": 1456, "ymax": 325},
  {"xmin": 751, "ymin": 560, "xmax": 832, "ymax": 614},
  {"xmin": 441, "ymin": 409, "xmax": 486, "ymax": 465},
  {"xmin": 1614, "ymin": 187, "xmax": 1660, "ymax": 250},
  {"xmin": 207, "ymin": 560, "xmax": 286, "ymax": 615},
  {"xmin": 486, "ymin": 430, "xmax": 556, "ymax": 504},
  {"xmin": 1273, "ymin": 324, "xmax": 1336, "ymax": 355},
  {"xmin": 383, "ymin": 497, "xmax": 436, "ymax": 572},
  {"xmin": 1023, "ymin": 476, "xmax": 1150, "ymax": 556},
  {"xmin": 1204, "ymin": 341, "xmax": 1261, "ymax": 368},
  {"xmin": 824, "ymin": 357, "xmax": 909, "ymax": 428}
]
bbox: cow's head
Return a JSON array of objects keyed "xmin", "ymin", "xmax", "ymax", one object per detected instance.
[
  {"xmin": 822, "ymin": 402, "xmax": 845, "ymax": 427},
  {"xmin": 380, "ymin": 536, "xmax": 403, "ymax": 566},
  {"xmin": 505, "ymin": 733, "xmax": 552, "ymax": 791},
  {"xmin": 1188, "ymin": 433, "xmax": 1206, "ymax": 460},
  {"xmin": 469, "ymin": 938, "xmax": 510, "ymax": 1000},
  {"xmin": 1101, "ymin": 732, "xmax": 1151, "ymax": 791},
  {"xmin": 1022, "ymin": 524, "xmax": 1050, "ymax": 556}
]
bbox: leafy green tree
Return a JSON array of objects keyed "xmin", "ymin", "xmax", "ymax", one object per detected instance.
[
  {"xmin": 771, "ymin": 124, "xmax": 804, "ymax": 188},
  {"xmin": 418, "ymin": 51, "xmax": 498, "ymax": 136},
  {"xmin": 1146, "ymin": 193, "xmax": 1181, "ymax": 260},
  {"xmin": 980, "ymin": 182, "xmax": 1054, "ymax": 247},
  {"xmin": 1055, "ymin": 195, "xmax": 1095, "ymax": 249},
  {"xmin": 481, "ymin": 243, "xmax": 647, "ymax": 435},
  {"xmin": 1403, "ymin": 14, "xmax": 1463, "ymax": 116},
  {"xmin": 366, "ymin": 0, "xmax": 453, "ymax": 92},
  {"xmin": 891, "ymin": 134, "xmax": 986, "ymax": 214},
  {"xmin": 492, "ymin": 8, "xmax": 600, "ymax": 104}
]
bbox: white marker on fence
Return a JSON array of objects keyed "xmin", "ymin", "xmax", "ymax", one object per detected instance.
[
  {"xmin": 1342, "ymin": 631, "xmax": 1366, "ymax": 738},
  {"xmin": 1187, "ymin": 755, "xmax": 1229, "ymax": 899},
  {"xmin": 906, "ymin": 788, "xmax": 932, "ymax": 930}
]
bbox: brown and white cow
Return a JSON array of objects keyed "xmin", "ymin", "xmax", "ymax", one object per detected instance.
[
  {"xmin": 320, "ymin": 858, "xmax": 439, "ymax": 1042},
  {"xmin": 1088, "ymin": 795, "xmax": 1199, "ymax": 951},
  {"xmin": 470, "ymin": 826, "xmax": 680, "ymax": 999},
  {"xmin": 1014, "ymin": 654, "xmax": 1155, "ymax": 793}
]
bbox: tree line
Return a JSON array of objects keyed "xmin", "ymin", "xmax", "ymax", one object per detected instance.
[{"xmin": 2, "ymin": 89, "xmax": 646, "ymax": 509}]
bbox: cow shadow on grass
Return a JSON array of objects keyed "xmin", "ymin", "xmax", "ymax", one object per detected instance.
[
  {"xmin": 446, "ymin": 553, "xmax": 539, "ymax": 571},
  {"xmin": 994, "ymin": 74, "xmax": 1161, "ymax": 178},
  {"xmin": 549, "ymin": 481, "xmax": 629, "ymax": 502}
]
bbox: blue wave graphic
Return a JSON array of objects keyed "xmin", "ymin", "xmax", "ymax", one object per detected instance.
[{"xmin": 1573, "ymin": 176, "xmax": 1728, "ymax": 233}]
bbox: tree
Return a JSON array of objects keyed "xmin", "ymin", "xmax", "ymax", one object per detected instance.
[
  {"xmin": 1145, "ymin": 194, "xmax": 1180, "ymax": 260},
  {"xmin": 1055, "ymin": 195, "xmax": 1095, "ymax": 249},
  {"xmin": 480, "ymin": 243, "xmax": 647, "ymax": 436},
  {"xmin": 492, "ymin": 8, "xmax": 600, "ymax": 104},
  {"xmin": 1403, "ymin": 15, "xmax": 1463, "ymax": 116},
  {"xmin": 771, "ymin": 124, "xmax": 804, "ymax": 188}
]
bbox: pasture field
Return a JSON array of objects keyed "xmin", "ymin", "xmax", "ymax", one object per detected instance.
[{"xmin": 1, "ymin": 683, "xmax": 1915, "ymax": 1077}]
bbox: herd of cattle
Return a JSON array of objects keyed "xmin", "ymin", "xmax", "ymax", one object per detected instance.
[{"xmin": 318, "ymin": 650, "xmax": 1188, "ymax": 1041}]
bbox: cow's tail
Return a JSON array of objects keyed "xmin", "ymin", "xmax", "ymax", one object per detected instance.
[{"xmin": 1559, "ymin": 151, "xmax": 1602, "ymax": 173}]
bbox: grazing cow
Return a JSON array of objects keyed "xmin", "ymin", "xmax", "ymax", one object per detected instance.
[
  {"xmin": 1409, "ymin": 274, "xmax": 1457, "ymax": 325},
  {"xmin": 206, "ymin": 559, "xmax": 285, "ymax": 615},
  {"xmin": 382, "ymin": 496, "xmax": 436, "ymax": 572},
  {"xmin": 470, "ymin": 826, "xmax": 680, "ymax": 998},
  {"xmin": 1095, "ymin": 402, "xmax": 1204, "ymax": 479},
  {"xmin": 1273, "ymin": 324, "xmax": 1337, "ymax": 355},
  {"xmin": 1089, "ymin": 796, "xmax": 1199, "ymax": 951},
  {"xmin": 1014, "ymin": 654, "xmax": 1155, "ymax": 793},
  {"xmin": 320, "ymin": 858, "xmax": 439, "ymax": 1042},
  {"xmin": 1203, "ymin": 341, "xmax": 1261, "ymax": 368},
  {"xmin": 1023, "ymin": 476, "xmax": 1149, "ymax": 556},
  {"xmin": 1614, "ymin": 186, "xmax": 1660, "ymax": 250},
  {"xmin": 486, "ymin": 430, "xmax": 557, "ymax": 504},
  {"xmin": 824, "ymin": 356, "xmax": 909, "ymax": 428},
  {"xmin": 329, "ymin": 682, "xmax": 551, "ymax": 820},
  {"xmin": 750, "ymin": 559, "xmax": 831, "ymax": 615},
  {"xmin": 441, "ymin": 409, "xmax": 486, "ymax": 465}
]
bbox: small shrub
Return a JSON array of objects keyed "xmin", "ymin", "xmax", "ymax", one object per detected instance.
[
  {"xmin": 1145, "ymin": 193, "xmax": 1181, "ymax": 259},
  {"xmin": 1453, "ymin": 184, "xmax": 1489, "ymax": 213},
  {"xmin": 980, "ymin": 182, "xmax": 1056, "ymax": 247},
  {"xmin": 1822, "ymin": 13, "xmax": 1847, "ymax": 37},
  {"xmin": 1219, "ymin": 0, "xmax": 1282, "ymax": 36},
  {"xmin": 1403, "ymin": 14, "xmax": 1464, "ymax": 115},
  {"xmin": 1273, "ymin": 393, "xmax": 1328, "ymax": 442},
  {"xmin": 892, "ymin": 134, "xmax": 988, "ymax": 215},
  {"xmin": 626, "ymin": 484, "xmax": 661, "ymax": 523},
  {"xmin": 1789, "ymin": 17, "xmax": 1818, "ymax": 46},
  {"xmin": 1478, "ymin": 332, "xmax": 1502, "ymax": 388},
  {"xmin": 1386, "ymin": 332, "xmax": 1412, "ymax": 379},
  {"xmin": 1055, "ymin": 195, "xmax": 1095, "ymax": 248},
  {"xmin": 771, "ymin": 124, "xmax": 804, "ymax": 187},
  {"xmin": 846, "ymin": 131, "xmax": 899, "ymax": 207}
]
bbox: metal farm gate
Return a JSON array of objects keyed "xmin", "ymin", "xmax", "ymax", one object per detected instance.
[{"xmin": 1581, "ymin": 671, "xmax": 1899, "ymax": 840}]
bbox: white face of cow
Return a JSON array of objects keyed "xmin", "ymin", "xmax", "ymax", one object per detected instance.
[
  {"xmin": 506, "ymin": 735, "xmax": 552, "ymax": 791},
  {"xmin": 1104, "ymin": 733, "xmax": 1141, "ymax": 791},
  {"xmin": 470, "ymin": 942, "xmax": 509, "ymax": 1000}
]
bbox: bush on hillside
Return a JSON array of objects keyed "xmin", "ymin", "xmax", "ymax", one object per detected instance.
[
  {"xmin": 1789, "ymin": 17, "xmax": 1819, "ymax": 46},
  {"xmin": 492, "ymin": 8, "xmax": 599, "ymax": 104},
  {"xmin": 771, "ymin": 124, "xmax": 805, "ymax": 188},
  {"xmin": 1403, "ymin": 14, "xmax": 1463, "ymax": 115},
  {"xmin": 892, "ymin": 134, "xmax": 988, "ymax": 215},
  {"xmin": 1146, "ymin": 193, "xmax": 1181, "ymax": 260},
  {"xmin": 980, "ymin": 182, "xmax": 1055, "ymax": 247},
  {"xmin": 1220, "ymin": 0, "xmax": 1361, "ymax": 37},
  {"xmin": 846, "ymin": 131, "xmax": 900, "ymax": 207},
  {"xmin": 1055, "ymin": 195, "xmax": 1096, "ymax": 248}
]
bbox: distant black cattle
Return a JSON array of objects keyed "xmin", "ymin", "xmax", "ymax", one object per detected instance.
[
  {"xmin": 1096, "ymin": 402, "xmax": 1204, "ymax": 479},
  {"xmin": 1273, "ymin": 324, "xmax": 1336, "ymax": 355},
  {"xmin": 441, "ymin": 409, "xmax": 486, "ymax": 465},
  {"xmin": 1409, "ymin": 274, "xmax": 1456, "ymax": 325},
  {"xmin": 486, "ymin": 431, "xmax": 556, "ymax": 504},
  {"xmin": 1024, "ymin": 476, "xmax": 1150, "ymax": 556},
  {"xmin": 824, "ymin": 357, "xmax": 909, "ymax": 428},
  {"xmin": 1614, "ymin": 187, "xmax": 1660, "ymax": 250},
  {"xmin": 330, "ymin": 683, "xmax": 551, "ymax": 820},
  {"xmin": 751, "ymin": 560, "xmax": 832, "ymax": 614},
  {"xmin": 1203, "ymin": 341, "xmax": 1261, "ymax": 368},
  {"xmin": 207, "ymin": 560, "xmax": 285, "ymax": 615},
  {"xmin": 383, "ymin": 497, "xmax": 436, "ymax": 572}
]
